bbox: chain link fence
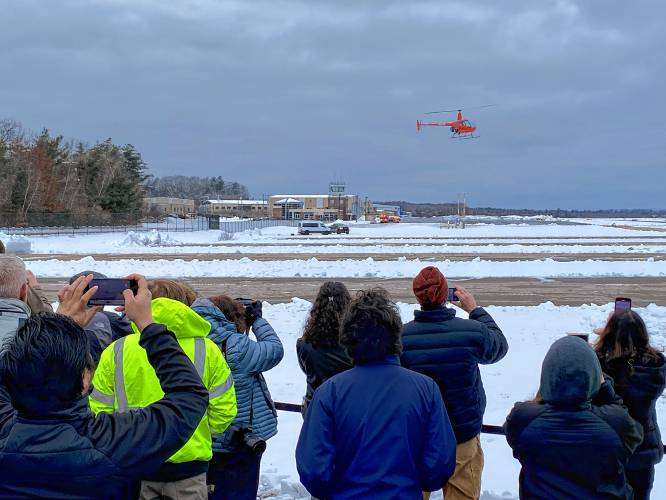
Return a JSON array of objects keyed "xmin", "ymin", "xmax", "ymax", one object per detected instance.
[{"xmin": 0, "ymin": 211, "xmax": 301, "ymax": 236}]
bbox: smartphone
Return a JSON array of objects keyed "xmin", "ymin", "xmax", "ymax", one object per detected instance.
[
  {"xmin": 87, "ymin": 278, "xmax": 138, "ymax": 306},
  {"xmin": 614, "ymin": 297, "xmax": 631, "ymax": 312},
  {"xmin": 447, "ymin": 287, "xmax": 458, "ymax": 302}
]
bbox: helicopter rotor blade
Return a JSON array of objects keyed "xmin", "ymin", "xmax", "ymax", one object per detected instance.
[
  {"xmin": 425, "ymin": 109, "xmax": 460, "ymax": 115},
  {"xmin": 424, "ymin": 104, "xmax": 496, "ymax": 115}
]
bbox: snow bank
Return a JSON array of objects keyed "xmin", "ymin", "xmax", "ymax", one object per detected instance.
[
  {"xmin": 3, "ymin": 235, "xmax": 32, "ymax": 254},
  {"xmin": 22, "ymin": 256, "xmax": 666, "ymax": 279},
  {"xmin": 115, "ymin": 230, "xmax": 179, "ymax": 248},
  {"xmin": 258, "ymin": 300, "xmax": 666, "ymax": 499}
]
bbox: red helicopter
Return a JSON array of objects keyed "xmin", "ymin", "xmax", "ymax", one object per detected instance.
[{"xmin": 416, "ymin": 105, "xmax": 495, "ymax": 139}]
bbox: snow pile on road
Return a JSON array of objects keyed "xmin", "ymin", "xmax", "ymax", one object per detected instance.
[
  {"xmin": 258, "ymin": 300, "xmax": 666, "ymax": 499},
  {"xmin": 116, "ymin": 230, "xmax": 180, "ymax": 248},
  {"xmin": 23, "ymin": 255, "xmax": 666, "ymax": 279},
  {"xmin": 2, "ymin": 234, "xmax": 32, "ymax": 254}
]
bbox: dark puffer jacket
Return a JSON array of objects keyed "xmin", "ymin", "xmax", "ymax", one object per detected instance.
[
  {"xmin": 0, "ymin": 324, "xmax": 208, "ymax": 499},
  {"xmin": 504, "ymin": 336, "xmax": 644, "ymax": 500},
  {"xmin": 599, "ymin": 353, "xmax": 666, "ymax": 470},
  {"xmin": 400, "ymin": 306, "xmax": 508, "ymax": 443},
  {"xmin": 296, "ymin": 338, "xmax": 353, "ymax": 412}
]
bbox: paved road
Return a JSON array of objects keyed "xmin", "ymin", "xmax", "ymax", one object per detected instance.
[{"xmin": 37, "ymin": 276, "xmax": 666, "ymax": 306}]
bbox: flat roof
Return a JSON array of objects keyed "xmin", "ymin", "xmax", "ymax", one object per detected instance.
[
  {"xmin": 270, "ymin": 194, "xmax": 357, "ymax": 199},
  {"xmin": 204, "ymin": 200, "xmax": 267, "ymax": 205}
]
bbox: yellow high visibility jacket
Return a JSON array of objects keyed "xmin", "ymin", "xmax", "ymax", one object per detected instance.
[{"xmin": 90, "ymin": 297, "xmax": 237, "ymax": 464}]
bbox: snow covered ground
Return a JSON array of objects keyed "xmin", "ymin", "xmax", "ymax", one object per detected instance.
[
  {"xmin": 20, "ymin": 255, "xmax": 666, "ymax": 279},
  {"xmin": 3, "ymin": 218, "xmax": 666, "ymax": 498},
  {"xmin": 259, "ymin": 301, "xmax": 666, "ymax": 499}
]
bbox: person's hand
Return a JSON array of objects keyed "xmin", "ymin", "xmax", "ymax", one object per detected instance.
[
  {"xmin": 452, "ymin": 285, "xmax": 478, "ymax": 313},
  {"xmin": 26, "ymin": 270, "xmax": 38, "ymax": 288},
  {"xmin": 245, "ymin": 300, "xmax": 263, "ymax": 325},
  {"xmin": 56, "ymin": 274, "xmax": 101, "ymax": 328},
  {"xmin": 593, "ymin": 311, "xmax": 613, "ymax": 336},
  {"xmin": 122, "ymin": 274, "xmax": 153, "ymax": 332}
]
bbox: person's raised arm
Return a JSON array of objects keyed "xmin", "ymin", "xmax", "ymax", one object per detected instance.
[
  {"xmin": 454, "ymin": 285, "xmax": 508, "ymax": 364},
  {"xmin": 592, "ymin": 378, "xmax": 644, "ymax": 455},
  {"xmin": 238, "ymin": 303, "xmax": 284, "ymax": 375},
  {"xmin": 85, "ymin": 275, "xmax": 208, "ymax": 477}
]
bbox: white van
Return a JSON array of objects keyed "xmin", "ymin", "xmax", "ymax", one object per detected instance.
[{"xmin": 298, "ymin": 221, "xmax": 331, "ymax": 235}]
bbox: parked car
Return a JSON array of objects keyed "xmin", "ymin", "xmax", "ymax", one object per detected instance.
[
  {"xmin": 298, "ymin": 221, "xmax": 331, "ymax": 235},
  {"xmin": 328, "ymin": 222, "xmax": 350, "ymax": 234}
]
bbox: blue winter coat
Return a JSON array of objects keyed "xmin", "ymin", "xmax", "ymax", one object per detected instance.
[
  {"xmin": 191, "ymin": 298, "xmax": 284, "ymax": 453},
  {"xmin": 0, "ymin": 323, "xmax": 208, "ymax": 499},
  {"xmin": 296, "ymin": 356, "xmax": 457, "ymax": 500},
  {"xmin": 400, "ymin": 306, "xmax": 508, "ymax": 443}
]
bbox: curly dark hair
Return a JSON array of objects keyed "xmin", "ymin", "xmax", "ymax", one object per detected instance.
[
  {"xmin": 301, "ymin": 281, "xmax": 351, "ymax": 348},
  {"xmin": 339, "ymin": 287, "xmax": 402, "ymax": 364},
  {"xmin": 209, "ymin": 295, "xmax": 248, "ymax": 334},
  {"xmin": 594, "ymin": 309, "xmax": 662, "ymax": 372}
]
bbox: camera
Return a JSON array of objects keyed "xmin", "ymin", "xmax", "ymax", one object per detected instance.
[{"xmin": 226, "ymin": 425, "xmax": 266, "ymax": 454}]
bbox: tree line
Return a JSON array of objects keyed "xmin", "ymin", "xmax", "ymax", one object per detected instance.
[
  {"xmin": 145, "ymin": 176, "xmax": 249, "ymax": 202},
  {"xmin": 0, "ymin": 119, "xmax": 250, "ymax": 227}
]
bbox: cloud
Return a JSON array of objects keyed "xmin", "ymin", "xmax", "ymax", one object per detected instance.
[{"xmin": 0, "ymin": 0, "xmax": 664, "ymax": 208}]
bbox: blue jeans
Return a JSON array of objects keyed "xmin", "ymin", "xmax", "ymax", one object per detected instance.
[{"xmin": 207, "ymin": 448, "xmax": 263, "ymax": 500}]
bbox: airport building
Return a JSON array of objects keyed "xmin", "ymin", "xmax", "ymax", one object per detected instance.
[
  {"xmin": 199, "ymin": 199, "xmax": 268, "ymax": 216},
  {"xmin": 143, "ymin": 197, "xmax": 195, "ymax": 216},
  {"xmin": 269, "ymin": 194, "xmax": 360, "ymax": 221}
]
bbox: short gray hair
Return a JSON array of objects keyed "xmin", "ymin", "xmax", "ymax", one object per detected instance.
[{"xmin": 0, "ymin": 255, "xmax": 27, "ymax": 299}]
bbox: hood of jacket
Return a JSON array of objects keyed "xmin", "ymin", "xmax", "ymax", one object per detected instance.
[
  {"xmin": 131, "ymin": 297, "xmax": 210, "ymax": 339},
  {"xmin": 191, "ymin": 297, "xmax": 238, "ymax": 343},
  {"xmin": 0, "ymin": 297, "xmax": 31, "ymax": 316},
  {"xmin": 625, "ymin": 353, "xmax": 666, "ymax": 399},
  {"xmin": 540, "ymin": 336, "xmax": 602, "ymax": 406}
]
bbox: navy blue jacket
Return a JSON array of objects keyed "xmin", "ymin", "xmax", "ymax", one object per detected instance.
[
  {"xmin": 0, "ymin": 324, "xmax": 208, "ymax": 499},
  {"xmin": 296, "ymin": 356, "xmax": 456, "ymax": 500},
  {"xmin": 400, "ymin": 306, "xmax": 508, "ymax": 443},
  {"xmin": 505, "ymin": 381, "xmax": 643, "ymax": 499},
  {"xmin": 600, "ymin": 353, "xmax": 666, "ymax": 470}
]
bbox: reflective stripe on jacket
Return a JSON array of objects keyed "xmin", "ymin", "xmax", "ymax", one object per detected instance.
[{"xmin": 90, "ymin": 297, "xmax": 237, "ymax": 465}]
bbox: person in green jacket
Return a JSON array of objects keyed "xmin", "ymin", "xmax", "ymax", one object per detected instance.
[{"xmin": 90, "ymin": 296, "xmax": 237, "ymax": 500}]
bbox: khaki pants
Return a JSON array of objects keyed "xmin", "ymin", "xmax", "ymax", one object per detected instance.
[
  {"xmin": 423, "ymin": 435, "xmax": 484, "ymax": 500},
  {"xmin": 140, "ymin": 472, "xmax": 208, "ymax": 500}
]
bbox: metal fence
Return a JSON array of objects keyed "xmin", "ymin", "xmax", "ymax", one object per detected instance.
[
  {"xmin": 220, "ymin": 219, "xmax": 300, "ymax": 234},
  {"xmin": 0, "ymin": 213, "xmax": 303, "ymax": 236},
  {"xmin": 0, "ymin": 216, "xmax": 216, "ymax": 236}
]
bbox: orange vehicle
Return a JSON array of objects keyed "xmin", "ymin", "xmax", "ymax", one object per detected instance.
[
  {"xmin": 416, "ymin": 105, "xmax": 495, "ymax": 139},
  {"xmin": 378, "ymin": 213, "xmax": 401, "ymax": 223}
]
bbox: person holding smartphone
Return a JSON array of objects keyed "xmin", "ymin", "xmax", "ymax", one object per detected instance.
[
  {"xmin": 0, "ymin": 274, "xmax": 210, "ymax": 498},
  {"xmin": 401, "ymin": 266, "xmax": 508, "ymax": 500},
  {"xmin": 593, "ymin": 309, "xmax": 666, "ymax": 500}
]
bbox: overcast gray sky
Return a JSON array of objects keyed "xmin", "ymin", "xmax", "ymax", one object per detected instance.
[{"xmin": 1, "ymin": 0, "xmax": 664, "ymax": 209}]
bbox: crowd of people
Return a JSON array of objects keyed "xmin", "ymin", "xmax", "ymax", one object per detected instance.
[{"xmin": 0, "ymin": 251, "xmax": 664, "ymax": 500}]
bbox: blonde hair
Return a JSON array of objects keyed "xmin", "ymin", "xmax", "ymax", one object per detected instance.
[{"xmin": 147, "ymin": 279, "xmax": 197, "ymax": 306}]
